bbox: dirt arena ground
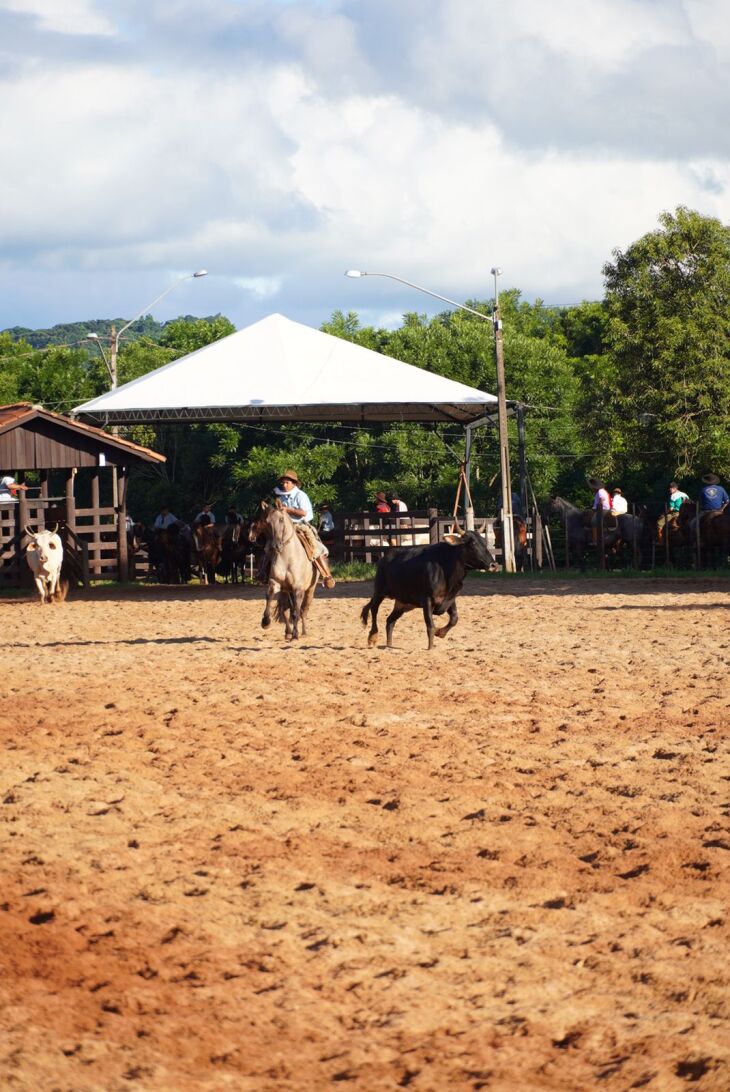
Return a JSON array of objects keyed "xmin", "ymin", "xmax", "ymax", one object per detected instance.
[{"xmin": 1, "ymin": 577, "xmax": 728, "ymax": 1091}]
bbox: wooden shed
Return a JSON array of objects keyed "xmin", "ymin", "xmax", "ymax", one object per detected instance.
[{"xmin": 0, "ymin": 403, "xmax": 165, "ymax": 588}]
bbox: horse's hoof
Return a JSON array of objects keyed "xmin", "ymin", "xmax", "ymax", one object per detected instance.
[
  {"xmin": 261, "ymin": 616, "xmax": 271, "ymax": 628},
  {"xmin": 367, "ymin": 633, "xmax": 379, "ymax": 648}
]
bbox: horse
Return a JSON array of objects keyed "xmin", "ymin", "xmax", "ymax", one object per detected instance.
[
  {"xmin": 657, "ymin": 500, "xmax": 695, "ymax": 566},
  {"xmin": 542, "ymin": 496, "xmax": 646, "ymax": 570},
  {"xmin": 542, "ymin": 496, "xmax": 591, "ymax": 569},
  {"xmin": 248, "ymin": 502, "xmax": 318, "ymax": 640},
  {"xmin": 149, "ymin": 523, "xmax": 191, "ymax": 584},
  {"xmin": 604, "ymin": 509, "xmax": 649, "ymax": 568},
  {"xmin": 696, "ymin": 505, "xmax": 730, "ymax": 568},
  {"xmin": 219, "ymin": 521, "xmax": 243, "ymax": 583},
  {"xmin": 493, "ymin": 515, "xmax": 529, "ymax": 571},
  {"xmin": 191, "ymin": 522, "xmax": 221, "ymax": 585}
]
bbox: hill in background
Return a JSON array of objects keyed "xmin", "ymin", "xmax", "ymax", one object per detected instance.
[{"xmin": 2, "ymin": 315, "xmax": 222, "ymax": 350}]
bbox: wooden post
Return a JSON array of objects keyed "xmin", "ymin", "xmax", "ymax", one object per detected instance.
[
  {"xmin": 533, "ymin": 509, "xmax": 543, "ymax": 570},
  {"xmin": 516, "ymin": 404, "xmax": 528, "ymax": 519},
  {"xmin": 564, "ymin": 509, "xmax": 570, "ymax": 569},
  {"xmin": 38, "ymin": 470, "xmax": 49, "ymax": 531},
  {"xmin": 695, "ymin": 508, "xmax": 702, "ymax": 570},
  {"xmin": 631, "ymin": 502, "xmax": 638, "ymax": 570},
  {"xmin": 117, "ymin": 466, "xmax": 129, "ymax": 583},
  {"xmin": 18, "ymin": 481, "xmax": 30, "ymax": 538},
  {"xmin": 664, "ymin": 505, "xmax": 670, "ymax": 566},
  {"xmin": 333, "ymin": 517, "xmax": 344, "ymax": 564},
  {"xmin": 65, "ymin": 469, "xmax": 77, "ymax": 532},
  {"xmin": 597, "ymin": 505, "xmax": 606, "ymax": 571},
  {"xmin": 428, "ymin": 507, "xmax": 439, "ymax": 544},
  {"xmin": 91, "ymin": 469, "xmax": 100, "ymax": 578}
]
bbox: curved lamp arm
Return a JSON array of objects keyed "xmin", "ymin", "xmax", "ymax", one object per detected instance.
[{"xmin": 345, "ymin": 269, "xmax": 492, "ymax": 323}]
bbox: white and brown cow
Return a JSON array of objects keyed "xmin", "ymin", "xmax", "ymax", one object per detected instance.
[{"xmin": 25, "ymin": 526, "xmax": 65, "ymax": 604}]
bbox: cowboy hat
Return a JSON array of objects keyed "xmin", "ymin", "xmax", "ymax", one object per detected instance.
[
  {"xmin": 587, "ymin": 476, "xmax": 605, "ymax": 489},
  {"xmin": 279, "ymin": 469, "xmax": 300, "ymax": 485},
  {"xmin": 702, "ymin": 473, "xmax": 720, "ymax": 485}
]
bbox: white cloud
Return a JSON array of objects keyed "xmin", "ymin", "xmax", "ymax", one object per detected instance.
[
  {"xmin": 0, "ymin": 0, "xmax": 727, "ymax": 329},
  {"xmin": 2, "ymin": 0, "xmax": 114, "ymax": 35}
]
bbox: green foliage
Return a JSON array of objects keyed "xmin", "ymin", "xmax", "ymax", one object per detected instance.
[{"xmin": 602, "ymin": 206, "xmax": 730, "ymax": 484}]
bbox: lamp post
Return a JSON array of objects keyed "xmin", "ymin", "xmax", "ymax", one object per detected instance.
[
  {"xmin": 345, "ymin": 268, "xmax": 516, "ymax": 571},
  {"xmin": 83, "ymin": 270, "xmax": 207, "ymax": 574},
  {"xmin": 85, "ymin": 269, "xmax": 208, "ymax": 389}
]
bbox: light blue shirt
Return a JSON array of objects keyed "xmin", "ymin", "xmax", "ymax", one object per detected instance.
[{"xmin": 274, "ymin": 486, "xmax": 313, "ymax": 523}]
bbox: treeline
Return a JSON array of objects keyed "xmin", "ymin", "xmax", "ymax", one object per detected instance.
[{"xmin": 0, "ymin": 207, "xmax": 727, "ymax": 524}]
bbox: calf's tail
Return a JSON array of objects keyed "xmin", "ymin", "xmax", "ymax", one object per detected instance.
[{"xmin": 360, "ymin": 600, "xmax": 372, "ymax": 627}]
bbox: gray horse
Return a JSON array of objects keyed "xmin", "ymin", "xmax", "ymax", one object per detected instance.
[{"xmin": 249, "ymin": 502, "xmax": 319, "ymax": 640}]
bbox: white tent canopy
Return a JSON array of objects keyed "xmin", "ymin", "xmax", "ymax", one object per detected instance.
[{"xmin": 75, "ymin": 313, "xmax": 499, "ymax": 426}]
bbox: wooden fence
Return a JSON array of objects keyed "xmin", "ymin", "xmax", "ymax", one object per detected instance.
[{"xmin": 0, "ymin": 494, "xmax": 106, "ymax": 588}]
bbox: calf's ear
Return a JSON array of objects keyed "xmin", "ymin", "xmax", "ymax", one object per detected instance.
[{"xmin": 443, "ymin": 533, "xmax": 463, "ymax": 545}]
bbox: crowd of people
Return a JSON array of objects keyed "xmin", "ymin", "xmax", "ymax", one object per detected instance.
[{"xmin": 588, "ymin": 473, "xmax": 729, "ymax": 537}]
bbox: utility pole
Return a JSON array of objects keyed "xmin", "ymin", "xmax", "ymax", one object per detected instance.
[
  {"xmin": 491, "ymin": 268, "xmax": 516, "ymax": 572},
  {"xmin": 109, "ymin": 325, "xmax": 118, "ymax": 390}
]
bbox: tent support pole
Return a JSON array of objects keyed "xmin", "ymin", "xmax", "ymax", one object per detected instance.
[{"xmin": 464, "ymin": 425, "xmax": 475, "ymax": 530}]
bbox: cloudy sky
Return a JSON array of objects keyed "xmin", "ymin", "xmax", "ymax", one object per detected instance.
[{"xmin": 1, "ymin": 0, "xmax": 728, "ymax": 332}]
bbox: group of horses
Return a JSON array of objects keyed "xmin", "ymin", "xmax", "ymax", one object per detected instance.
[
  {"xmin": 542, "ymin": 496, "xmax": 730, "ymax": 569},
  {"xmin": 130, "ymin": 519, "xmax": 260, "ymax": 586}
]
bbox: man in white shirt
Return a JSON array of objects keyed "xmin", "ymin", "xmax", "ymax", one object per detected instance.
[
  {"xmin": 0, "ymin": 474, "xmax": 27, "ymax": 504},
  {"xmin": 610, "ymin": 488, "xmax": 628, "ymax": 515}
]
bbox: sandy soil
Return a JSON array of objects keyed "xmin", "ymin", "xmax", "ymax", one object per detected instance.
[{"xmin": 1, "ymin": 577, "xmax": 728, "ymax": 1091}]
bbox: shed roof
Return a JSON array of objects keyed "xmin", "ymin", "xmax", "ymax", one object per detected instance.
[{"xmin": 0, "ymin": 403, "xmax": 165, "ymax": 470}]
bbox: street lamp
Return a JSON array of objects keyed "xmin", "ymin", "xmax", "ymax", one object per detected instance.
[
  {"xmin": 85, "ymin": 269, "xmax": 208, "ymax": 389},
  {"xmin": 344, "ymin": 268, "xmax": 516, "ymax": 571}
]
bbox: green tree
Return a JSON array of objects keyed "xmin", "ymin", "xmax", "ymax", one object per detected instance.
[{"xmin": 602, "ymin": 206, "xmax": 730, "ymax": 484}]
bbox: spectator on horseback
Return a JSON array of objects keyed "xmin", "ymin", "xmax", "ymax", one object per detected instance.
[
  {"xmin": 194, "ymin": 502, "xmax": 215, "ymax": 526},
  {"xmin": 610, "ymin": 487, "xmax": 628, "ymax": 515},
  {"xmin": 588, "ymin": 476, "xmax": 611, "ymax": 543},
  {"xmin": 153, "ymin": 504, "xmax": 178, "ymax": 531},
  {"xmin": 318, "ymin": 502, "xmax": 335, "ymax": 536},
  {"xmin": 699, "ymin": 474, "xmax": 729, "ymax": 513},
  {"xmin": 226, "ymin": 506, "xmax": 243, "ymax": 525},
  {"xmin": 589, "ymin": 476, "xmax": 611, "ymax": 514},
  {"xmin": 374, "ymin": 490, "xmax": 391, "ymax": 514},
  {"xmin": 657, "ymin": 481, "xmax": 690, "ymax": 537},
  {"xmin": 274, "ymin": 470, "xmax": 336, "ymax": 588}
]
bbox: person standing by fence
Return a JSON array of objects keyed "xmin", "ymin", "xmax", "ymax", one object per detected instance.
[{"xmin": 0, "ymin": 474, "xmax": 28, "ymax": 505}]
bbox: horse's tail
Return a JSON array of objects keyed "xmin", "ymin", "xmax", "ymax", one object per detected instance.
[
  {"xmin": 274, "ymin": 592, "xmax": 294, "ymax": 624},
  {"xmin": 360, "ymin": 600, "xmax": 372, "ymax": 627}
]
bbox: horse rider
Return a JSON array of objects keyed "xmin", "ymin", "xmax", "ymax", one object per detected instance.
[
  {"xmin": 588, "ymin": 476, "xmax": 612, "ymax": 542},
  {"xmin": 153, "ymin": 504, "xmax": 178, "ymax": 531},
  {"xmin": 273, "ymin": 470, "xmax": 336, "ymax": 588},
  {"xmin": 699, "ymin": 473, "xmax": 729, "ymax": 517},
  {"xmin": 194, "ymin": 502, "xmax": 216, "ymax": 526},
  {"xmin": 656, "ymin": 481, "xmax": 690, "ymax": 538},
  {"xmin": 610, "ymin": 487, "xmax": 628, "ymax": 515}
]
